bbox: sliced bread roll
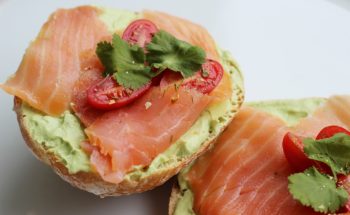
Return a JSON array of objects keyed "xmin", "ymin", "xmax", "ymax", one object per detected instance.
[{"xmin": 5, "ymin": 6, "xmax": 244, "ymax": 196}]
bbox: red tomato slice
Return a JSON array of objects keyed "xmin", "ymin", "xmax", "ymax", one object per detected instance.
[
  {"xmin": 122, "ymin": 19, "xmax": 158, "ymax": 48},
  {"xmin": 87, "ymin": 76, "xmax": 151, "ymax": 110},
  {"xmin": 316, "ymin": 125, "xmax": 350, "ymax": 140},
  {"xmin": 282, "ymin": 132, "xmax": 314, "ymax": 172},
  {"xmin": 182, "ymin": 59, "xmax": 224, "ymax": 94}
]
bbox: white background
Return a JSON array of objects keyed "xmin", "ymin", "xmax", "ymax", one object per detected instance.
[{"xmin": 0, "ymin": 0, "xmax": 349, "ymax": 214}]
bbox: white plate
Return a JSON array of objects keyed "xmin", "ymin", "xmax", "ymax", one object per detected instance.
[{"xmin": 0, "ymin": 0, "xmax": 349, "ymax": 214}]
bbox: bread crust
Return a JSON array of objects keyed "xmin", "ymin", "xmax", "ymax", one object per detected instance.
[
  {"xmin": 14, "ymin": 83, "xmax": 243, "ymax": 197},
  {"xmin": 168, "ymin": 182, "xmax": 182, "ymax": 215}
]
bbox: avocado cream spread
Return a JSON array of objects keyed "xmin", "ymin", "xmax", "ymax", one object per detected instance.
[
  {"xmin": 98, "ymin": 7, "xmax": 141, "ymax": 33},
  {"xmin": 22, "ymin": 104, "xmax": 90, "ymax": 174},
  {"xmin": 173, "ymin": 98, "xmax": 326, "ymax": 215},
  {"xmin": 249, "ymin": 98, "xmax": 326, "ymax": 126}
]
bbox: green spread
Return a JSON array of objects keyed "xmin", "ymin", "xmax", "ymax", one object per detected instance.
[
  {"xmin": 98, "ymin": 7, "xmax": 140, "ymax": 33},
  {"xmin": 22, "ymin": 104, "xmax": 90, "ymax": 174},
  {"xmin": 174, "ymin": 170, "xmax": 197, "ymax": 215},
  {"xmin": 249, "ymin": 98, "xmax": 326, "ymax": 126},
  {"xmin": 173, "ymin": 98, "xmax": 326, "ymax": 215}
]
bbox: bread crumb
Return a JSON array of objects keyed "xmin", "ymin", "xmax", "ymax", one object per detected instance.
[{"xmin": 145, "ymin": 101, "xmax": 152, "ymax": 109}]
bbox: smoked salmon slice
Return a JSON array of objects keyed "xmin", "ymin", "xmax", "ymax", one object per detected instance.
[
  {"xmin": 86, "ymin": 86, "xmax": 211, "ymax": 184},
  {"xmin": 0, "ymin": 6, "xmax": 109, "ymax": 116}
]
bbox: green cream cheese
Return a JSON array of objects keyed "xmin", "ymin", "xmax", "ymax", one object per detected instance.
[
  {"xmin": 174, "ymin": 169, "xmax": 197, "ymax": 215},
  {"xmin": 22, "ymin": 104, "xmax": 90, "ymax": 174},
  {"xmin": 173, "ymin": 98, "xmax": 326, "ymax": 215},
  {"xmin": 98, "ymin": 7, "xmax": 140, "ymax": 33},
  {"xmin": 174, "ymin": 190, "xmax": 196, "ymax": 215},
  {"xmin": 249, "ymin": 98, "xmax": 326, "ymax": 126}
]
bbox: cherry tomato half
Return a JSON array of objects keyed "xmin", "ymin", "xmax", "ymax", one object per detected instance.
[
  {"xmin": 182, "ymin": 59, "xmax": 224, "ymax": 94},
  {"xmin": 87, "ymin": 76, "xmax": 151, "ymax": 110},
  {"xmin": 316, "ymin": 125, "xmax": 350, "ymax": 140},
  {"xmin": 122, "ymin": 19, "xmax": 158, "ymax": 48},
  {"xmin": 282, "ymin": 132, "xmax": 314, "ymax": 172}
]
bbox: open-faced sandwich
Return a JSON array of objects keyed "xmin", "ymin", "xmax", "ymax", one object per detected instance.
[
  {"xmin": 170, "ymin": 95, "xmax": 350, "ymax": 214},
  {"xmin": 0, "ymin": 6, "xmax": 244, "ymax": 196}
]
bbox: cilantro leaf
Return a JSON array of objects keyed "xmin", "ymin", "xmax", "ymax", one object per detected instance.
[
  {"xmin": 96, "ymin": 35, "xmax": 154, "ymax": 90},
  {"xmin": 111, "ymin": 35, "xmax": 153, "ymax": 89},
  {"xmin": 146, "ymin": 30, "xmax": 206, "ymax": 78},
  {"xmin": 96, "ymin": 41, "xmax": 115, "ymax": 76},
  {"xmin": 288, "ymin": 167, "xmax": 348, "ymax": 213},
  {"xmin": 304, "ymin": 133, "xmax": 350, "ymax": 177}
]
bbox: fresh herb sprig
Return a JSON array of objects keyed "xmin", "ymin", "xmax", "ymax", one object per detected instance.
[
  {"xmin": 96, "ymin": 35, "xmax": 153, "ymax": 90},
  {"xmin": 96, "ymin": 31, "xmax": 206, "ymax": 90}
]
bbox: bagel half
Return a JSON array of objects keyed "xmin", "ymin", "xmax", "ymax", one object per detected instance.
[{"xmin": 11, "ymin": 7, "xmax": 245, "ymax": 197}]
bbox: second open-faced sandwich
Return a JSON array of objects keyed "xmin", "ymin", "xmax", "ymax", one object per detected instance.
[
  {"xmin": 0, "ymin": 6, "xmax": 244, "ymax": 196},
  {"xmin": 170, "ymin": 95, "xmax": 350, "ymax": 215}
]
